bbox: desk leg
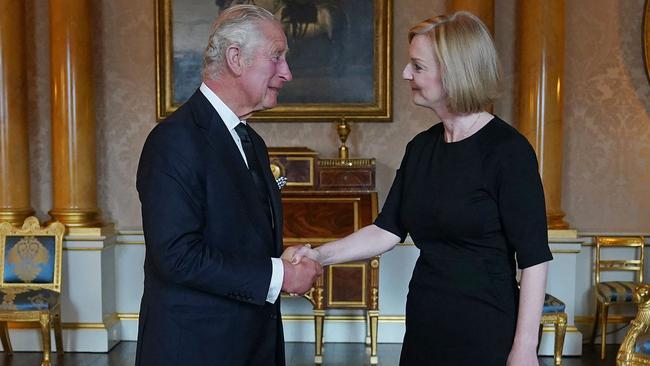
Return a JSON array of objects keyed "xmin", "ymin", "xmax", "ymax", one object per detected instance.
[
  {"xmin": 368, "ymin": 310, "xmax": 379, "ymax": 365},
  {"xmin": 314, "ymin": 309, "xmax": 325, "ymax": 364},
  {"xmin": 365, "ymin": 311, "xmax": 371, "ymax": 345}
]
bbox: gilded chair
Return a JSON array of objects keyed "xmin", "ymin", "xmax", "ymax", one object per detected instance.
[
  {"xmin": 617, "ymin": 284, "xmax": 650, "ymax": 366},
  {"xmin": 592, "ymin": 236, "xmax": 645, "ymax": 359},
  {"xmin": 0, "ymin": 217, "xmax": 65, "ymax": 366},
  {"xmin": 540, "ymin": 293, "xmax": 567, "ymax": 366}
]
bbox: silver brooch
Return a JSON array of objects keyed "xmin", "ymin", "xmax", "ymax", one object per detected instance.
[{"xmin": 276, "ymin": 176, "xmax": 288, "ymax": 190}]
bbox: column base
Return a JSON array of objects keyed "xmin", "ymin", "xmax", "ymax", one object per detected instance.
[
  {"xmin": 48, "ymin": 208, "xmax": 103, "ymax": 228},
  {"xmin": 0, "ymin": 208, "xmax": 35, "ymax": 225},
  {"xmin": 547, "ymin": 211, "xmax": 569, "ymax": 230}
]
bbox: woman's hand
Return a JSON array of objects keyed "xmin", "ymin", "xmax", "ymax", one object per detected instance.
[
  {"xmin": 290, "ymin": 244, "xmax": 321, "ymax": 264},
  {"xmin": 506, "ymin": 344, "xmax": 539, "ymax": 366}
]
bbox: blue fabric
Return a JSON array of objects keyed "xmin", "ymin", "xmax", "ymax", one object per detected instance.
[
  {"xmin": 0, "ymin": 288, "xmax": 58, "ymax": 311},
  {"xmin": 3, "ymin": 235, "xmax": 55, "ymax": 284},
  {"xmin": 634, "ymin": 334, "xmax": 650, "ymax": 355},
  {"xmin": 542, "ymin": 293, "xmax": 566, "ymax": 314},
  {"xmin": 596, "ymin": 281, "xmax": 636, "ymax": 303}
]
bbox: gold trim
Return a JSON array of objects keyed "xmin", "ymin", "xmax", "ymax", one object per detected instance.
[
  {"xmin": 318, "ymin": 159, "xmax": 376, "ymax": 168},
  {"xmin": 327, "ymin": 263, "xmax": 367, "ymax": 307},
  {"xmin": 115, "ymin": 241, "xmax": 145, "ymax": 245},
  {"xmin": 64, "ymin": 247, "xmax": 109, "ymax": 251},
  {"xmin": 155, "ymin": 0, "xmax": 392, "ymax": 122},
  {"xmin": 551, "ymin": 249, "xmax": 580, "ymax": 254},
  {"xmin": 285, "ymin": 157, "xmax": 314, "ymax": 186},
  {"xmin": 117, "ymin": 313, "xmax": 140, "ymax": 320},
  {"xmin": 645, "ymin": 0, "xmax": 650, "ymax": 83},
  {"xmin": 575, "ymin": 315, "xmax": 635, "ymax": 324}
]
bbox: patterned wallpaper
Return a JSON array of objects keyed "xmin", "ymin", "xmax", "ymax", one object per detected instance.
[{"xmin": 23, "ymin": 0, "xmax": 650, "ymax": 232}]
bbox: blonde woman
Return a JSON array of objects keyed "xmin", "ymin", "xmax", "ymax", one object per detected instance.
[{"xmin": 291, "ymin": 11, "xmax": 552, "ymax": 366}]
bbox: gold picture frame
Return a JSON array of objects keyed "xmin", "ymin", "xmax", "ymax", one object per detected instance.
[
  {"xmin": 645, "ymin": 0, "xmax": 650, "ymax": 83},
  {"xmin": 155, "ymin": 0, "xmax": 392, "ymax": 122}
]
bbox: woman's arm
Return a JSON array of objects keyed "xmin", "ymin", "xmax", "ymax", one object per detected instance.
[
  {"xmin": 507, "ymin": 261, "xmax": 548, "ymax": 365},
  {"xmin": 291, "ymin": 224, "xmax": 401, "ymax": 266}
]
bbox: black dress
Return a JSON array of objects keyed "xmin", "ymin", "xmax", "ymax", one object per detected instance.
[{"xmin": 375, "ymin": 117, "xmax": 553, "ymax": 366}]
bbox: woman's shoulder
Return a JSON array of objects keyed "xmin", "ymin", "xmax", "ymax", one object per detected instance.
[
  {"xmin": 408, "ymin": 122, "xmax": 444, "ymax": 147},
  {"xmin": 482, "ymin": 116, "xmax": 534, "ymax": 153}
]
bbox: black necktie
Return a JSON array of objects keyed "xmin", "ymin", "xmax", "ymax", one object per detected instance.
[{"xmin": 234, "ymin": 123, "xmax": 272, "ymax": 224}]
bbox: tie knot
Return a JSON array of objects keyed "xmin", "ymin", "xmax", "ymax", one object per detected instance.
[{"xmin": 234, "ymin": 123, "xmax": 251, "ymax": 143}]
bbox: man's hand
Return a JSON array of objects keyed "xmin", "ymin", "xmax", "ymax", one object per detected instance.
[{"xmin": 281, "ymin": 256, "xmax": 322, "ymax": 295}]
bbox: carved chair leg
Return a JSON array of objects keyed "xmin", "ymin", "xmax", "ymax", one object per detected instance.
[
  {"xmin": 0, "ymin": 321, "xmax": 12, "ymax": 355},
  {"xmin": 600, "ymin": 303, "xmax": 609, "ymax": 359},
  {"xmin": 554, "ymin": 313, "xmax": 567, "ymax": 366},
  {"xmin": 39, "ymin": 312, "xmax": 52, "ymax": 366},
  {"xmin": 591, "ymin": 300, "xmax": 600, "ymax": 343},
  {"xmin": 53, "ymin": 308, "xmax": 64, "ymax": 356}
]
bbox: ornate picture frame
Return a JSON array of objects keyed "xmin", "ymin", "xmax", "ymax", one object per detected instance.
[
  {"xmin": 644, "ymin": 0, "xmax": 650, "ymax": 83},
  {"xmin": 155, "ymin": 0, "xmax": 392, "ymax": 122}
]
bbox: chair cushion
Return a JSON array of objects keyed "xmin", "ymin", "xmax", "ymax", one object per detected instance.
[
  {"xmin": 635, "ymin": 333, "xmax": 650, "ymax": 355},
  {"xmin": 0, "ymin": 288, "xmax": 59, "ymax": 311},
  {"xmin": 3, "ymin": 235, "xmax": 56, "ymax": 284},
  {"xmin": 542, "ymin": 293, "xmax": 566, "ymax": 314},
  {"xmin": 596, "ymin": 281, "xmax": 637, "ymax": 303}
]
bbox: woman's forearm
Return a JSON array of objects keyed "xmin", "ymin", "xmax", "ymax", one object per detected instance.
[
  {"xmin": 315, "ymin": 225, "xmax": 401, "ymax": 266},
  {"xmin": 512, "ymin": 261, "xmax": 548, "ymax": 349}
]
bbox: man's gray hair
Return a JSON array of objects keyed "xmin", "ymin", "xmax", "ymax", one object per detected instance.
[{"xmin": 202, "ymin": 5, "xmax": 278, "ymax": 80}]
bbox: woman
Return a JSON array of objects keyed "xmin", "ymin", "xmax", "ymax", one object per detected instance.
[{"xmin": 290, "ymin": 11, "xmax": 552, "ymax": 366}]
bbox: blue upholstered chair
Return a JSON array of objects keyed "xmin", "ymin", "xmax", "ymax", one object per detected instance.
[
  {"xmin": 591, "ymin": 236, "xmax": 645, "ymax": 360},
  {"xmin": 0, "ymin": 217, "xmax": 65, "ymax": 366},
  {"xmin": 617, "ymin": 284, "xmax": 650, "ymax": 366},
  {"xmin": 540, "ymin": 293, "xmax": 567, "ymax": 366}
]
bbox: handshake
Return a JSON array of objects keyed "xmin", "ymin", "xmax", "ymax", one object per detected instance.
[{"xmin": 280, "ymin": 244, "xmax": 321, "ymax": 296}]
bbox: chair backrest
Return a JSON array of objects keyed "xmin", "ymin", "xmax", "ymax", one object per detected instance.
[
  {"xmin": 594, "ymin": 236, "xmax": 645, "ymax": 284},
  {"xmin": 0, "ymin": 217, "xmax": 65, "ymax": 292}
]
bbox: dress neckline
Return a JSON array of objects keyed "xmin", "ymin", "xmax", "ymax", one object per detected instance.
[{"xmin": 441, "ymin": 116, "xmax": 497, "ymax": 145}]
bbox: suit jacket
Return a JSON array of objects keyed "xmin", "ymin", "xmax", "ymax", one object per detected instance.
[{"xmin": 135, "ymin": 90, "xmax": 285, "ymax": 365}]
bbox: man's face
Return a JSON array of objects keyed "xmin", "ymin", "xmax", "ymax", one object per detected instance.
[{"xmin": 240, "ymin": 21, "xmax": 292, "ymax": 113}]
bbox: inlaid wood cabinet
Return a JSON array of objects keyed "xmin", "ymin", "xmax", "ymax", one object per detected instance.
[{"xmin": 282, "ymin": 190, "xmax": 380, "ymax": 365}]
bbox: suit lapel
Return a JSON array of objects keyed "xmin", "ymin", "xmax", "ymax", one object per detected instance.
[
  {"xmin": 249, "ymin": 127, "xmax": 284, "ymax": 256},
  {"xmin": 189, "ymin": 91, "xmax": 274, "ymax": 243}
]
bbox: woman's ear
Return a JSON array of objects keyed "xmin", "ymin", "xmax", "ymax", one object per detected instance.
[{"xmin": 225, "ymin": 45, "xmax": 243, "ymax": 76}]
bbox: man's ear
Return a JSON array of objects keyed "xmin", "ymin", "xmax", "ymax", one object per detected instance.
[{"xmin": 225, "ymin": 45, "xmax": 244, "ymax": 76}]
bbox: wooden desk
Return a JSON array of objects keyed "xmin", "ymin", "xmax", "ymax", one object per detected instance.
[{"xmin": 282, "ymin": 190, "xmax": 380, "ymax": 365}]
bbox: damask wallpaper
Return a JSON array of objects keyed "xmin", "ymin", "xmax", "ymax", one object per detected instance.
[{"xmin": 24, "ymin": 0, "xmax": 650, "ymax": 232}]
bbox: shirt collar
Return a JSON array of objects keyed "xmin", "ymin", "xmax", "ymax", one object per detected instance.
[{"xmin": 199, "ymin": 82, "xmax": 245, "ymax": 131}]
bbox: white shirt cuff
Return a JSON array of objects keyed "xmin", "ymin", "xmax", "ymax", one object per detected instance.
[{"xmin": 267, "ymin": 257, "xmax": 284, "ymax": 303}]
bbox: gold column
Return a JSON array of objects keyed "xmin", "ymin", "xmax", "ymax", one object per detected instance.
[
  {"xmin": 0, "ymin": 0, "xmax": 34, "ymax": 225},
  {"xmin": 49, "ymin": 0, "xmax": 102, "ymax": 227},
  {"xmin": 448, "ymin": 0, "xmax": 494, "ymax": 33},
  {"xmin": 517, "ymin": 0, "xmax": 568, "ymax": 229}
]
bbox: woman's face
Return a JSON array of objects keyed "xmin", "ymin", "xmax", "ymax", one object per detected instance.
[{"xmin": 403, "ymin": 34, "xmax": 446, "ymax": 110}]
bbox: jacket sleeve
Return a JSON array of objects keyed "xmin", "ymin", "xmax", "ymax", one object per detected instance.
[{"xmin": 137, "ymin": 127, "xmax": 272, "ymax": 306}]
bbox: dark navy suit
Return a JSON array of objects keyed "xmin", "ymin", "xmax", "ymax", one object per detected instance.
[{"xmin": 135, "ymin": 90, "xmax": 284, "ymax": 365}]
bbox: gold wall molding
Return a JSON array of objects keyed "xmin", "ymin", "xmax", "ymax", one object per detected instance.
[{"xmin": 575, "ymin": 315, "xmax": 634, "ymax": 324}]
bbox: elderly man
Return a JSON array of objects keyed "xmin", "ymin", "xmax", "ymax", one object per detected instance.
[{"xmin": 135, "ymin": 5, "xmax": 322, "ymax": 365}]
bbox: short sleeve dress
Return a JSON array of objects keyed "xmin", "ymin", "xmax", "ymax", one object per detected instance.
[{"xmin": 375, "ymin": 117, "xmax": 553, "ymax": 366}]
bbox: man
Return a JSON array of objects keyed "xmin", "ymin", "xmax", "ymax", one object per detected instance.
[{"xmin": 135, "ymin": 5, "xmax": 322, "ymax": 365}]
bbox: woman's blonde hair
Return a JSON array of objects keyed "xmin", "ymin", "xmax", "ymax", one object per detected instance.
[{"xmin": 408, "ymin": 11, "xmax": 501, "ymax": 114}]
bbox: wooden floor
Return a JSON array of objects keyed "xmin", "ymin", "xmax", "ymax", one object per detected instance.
[{"xmin": 0, "ymin": 342, "xmax": 620, "ymax": 365}]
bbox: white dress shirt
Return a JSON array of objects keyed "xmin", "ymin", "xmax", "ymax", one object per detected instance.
[{"xmin": 200, "ymin": 83, "xmax": 284, "ymax": 304}]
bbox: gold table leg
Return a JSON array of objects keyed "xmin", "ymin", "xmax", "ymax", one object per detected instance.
[
  {"xmin": 314, "ymin": 309, "xmax": 325, "ymax": 364},
  {"xmin": 368, "ymin": 310, "xmax": 379, "ymax": 365}
]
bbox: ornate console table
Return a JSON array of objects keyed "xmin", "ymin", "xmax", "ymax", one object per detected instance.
[{"xmin": 271, "ymin": 148, "xmax": 380, "ymax": 365}]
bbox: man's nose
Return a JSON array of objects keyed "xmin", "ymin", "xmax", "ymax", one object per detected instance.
[{"xmin": 279, "ymin": 61, "xmax": 292, "ymax": 82}]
